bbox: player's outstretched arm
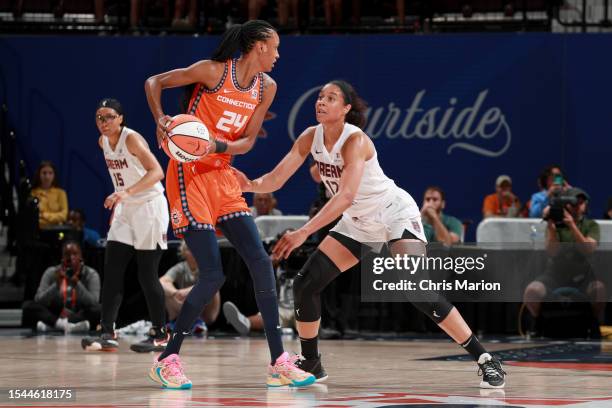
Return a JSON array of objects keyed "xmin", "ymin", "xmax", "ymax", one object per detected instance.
[
  {"xmin": 217, "ymin": 74, "xmax": 277, "ymax": 156},
  {"xmin": 273, "ymin": 132, "xmax": 368, "ymax": 260},
  {"xmin": 235, "ymin": 127, "xmax": 314, "ymax": 193},
  {"xmin": 299, "ymin": 132, "xmax": 367, "ymax": 236}
]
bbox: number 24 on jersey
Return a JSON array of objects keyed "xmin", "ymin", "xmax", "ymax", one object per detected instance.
[{"xmin": 216, "ymin": 111, "xmax": 248, "ymax": 133}]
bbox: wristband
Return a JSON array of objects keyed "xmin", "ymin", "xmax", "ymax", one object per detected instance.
[{"xmin": 215, "ymin": 140, "xmax": 228, "ymax": 153}]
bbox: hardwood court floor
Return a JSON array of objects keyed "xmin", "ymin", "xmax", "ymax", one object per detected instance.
[{"xmin": 1, "ymin": 333, "xmax": 612, "ymax": 407}]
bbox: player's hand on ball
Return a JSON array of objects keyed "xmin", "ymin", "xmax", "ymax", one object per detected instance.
[
  {"xmin": 231, "ymin": 167, "xmax": 253, "ymax": 191},
  {"xmin": 273, "ymin": 229, "xmax": 308, "ymax": 259},
  {"xmin": 104, "ymin": 191, "xmax": 129, "ymax": 210},
  {"xmin": 156, "ymin": 114, "xmax": 172, "ymax": 148}
]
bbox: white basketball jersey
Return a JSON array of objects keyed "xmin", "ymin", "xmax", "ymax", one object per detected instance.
[
  {"xmin": 310, "ymin": 123, "xmax": 397, "ymax": 217},
  {"xmin": 102, "ymin": 127, "xmax": 164, "ymax": 204}
]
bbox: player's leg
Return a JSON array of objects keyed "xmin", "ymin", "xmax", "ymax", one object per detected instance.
[
  {"xmin": 109, "ymin": 196, "xmax": 169, "ymax": 352},
  {"xmin": 81, "ymin": 239, "xmax": 134, "ymax": 351},
  {"xmin": 164, "ymin": 229, "xmax": 224, "ymax": 348},
  {"xmin": 100, "ymin": 241, "xmax": 135, "ymax": 332},
  {"xmin": 388, "ymin": 233, "xmax": 506, "ymax": 389},
  {"xmin": 293, "ymin": 231, "xmax": 361, "ymax": 382},
  {"xmin": 219, "ymin": 215, "xmax": 315, "ymax": 387},
  {"xmin": 129, "ymin": 247, "xmax": 169, "ymax": 353},
  {"xmin": 218, "ymin": 216, "xmax": 282, "ymax": 360},
  {"xmin": 151, "ymin": 228, "xmax": 223, "ymax": 389},
  {"xmin": 384, "ymin": 188, "xmax": 505, "ymax": 388}
]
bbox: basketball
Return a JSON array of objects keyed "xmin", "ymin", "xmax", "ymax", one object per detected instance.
[{"xmin": 162, "ymin": 114, "xmax": 210, "ymax": 163}]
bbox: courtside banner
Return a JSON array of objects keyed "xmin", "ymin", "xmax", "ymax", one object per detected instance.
[{"xmin": 1, "ymin": 34, "xmax": 610, "ymax": 233}]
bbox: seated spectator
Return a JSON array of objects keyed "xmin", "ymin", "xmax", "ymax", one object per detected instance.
[
  {"xmin": 159, "ymin": 241, "xmax": 220, "ymax": 334},
  {"xmin": 22, "ymin": 241, "xmax": 100, "ymax": 333},
  {"xmin": 250, "ymin": 192, "xmax": 282, "ymax": 217},
  {"xmin": 524, "ymin": 188, "xmax": 605, "ymax": 324},
  {"xmin": 482, "ymin": 175, "xmax": 521, "ymax": 218},
  {"xmin": 421, "ymin": 186, "xmax": 462, "ymax": 245},
  {"xmin": 67, "ymin": 209, "xmax": 102, "ymax": 248},
  {"xmin": 31, "ymin": 160, "xmax": 69, "ymax": 228},
  {"xmin": 529, "ymin": 165, "xmax": 570, "ymax": 218}
]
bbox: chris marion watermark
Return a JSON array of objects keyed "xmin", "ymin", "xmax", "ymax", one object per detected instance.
[{"xmin": 370, "ymin": 253, "xmax": 501, "ymax": 293}]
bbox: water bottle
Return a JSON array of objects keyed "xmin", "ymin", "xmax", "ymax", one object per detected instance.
[{"xmin": 530, "ymin": 225, "xmax": 538, "ymax": 249}]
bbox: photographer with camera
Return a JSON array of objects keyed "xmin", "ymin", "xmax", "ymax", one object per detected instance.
[
  {"xmin": 22, "ymin": 241, "xmax": 101, "ymax": 333},
  {"xmin": 523, "ymin": 187, "xmax": 606, "ymax": 325}
]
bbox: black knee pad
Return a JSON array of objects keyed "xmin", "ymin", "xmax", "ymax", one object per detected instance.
[
  {"xmin": 293, "ymin": 249, "xmax": 341, "ymax": 322},
  {"xmin": 412, "ymin": 296, "xmax": 454, "ymax": 324}
]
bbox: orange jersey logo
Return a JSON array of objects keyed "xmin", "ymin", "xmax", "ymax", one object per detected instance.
[{"xmin": 188, "ymin": 58, "xmax": 263, "ymax": 169}]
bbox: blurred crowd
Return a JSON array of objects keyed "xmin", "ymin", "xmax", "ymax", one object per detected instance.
[{"xmin": 9, "ymin": 0, "xmax": 472, "ymax": 33}]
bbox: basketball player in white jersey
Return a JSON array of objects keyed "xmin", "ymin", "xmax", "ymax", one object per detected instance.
[
  {"xmin": 234, "ymin": 81, "xmax": 506, "ymax": 388},
  {"xmin": 82, "ymin": 98, "xmax": 170, "ymax": 353}
]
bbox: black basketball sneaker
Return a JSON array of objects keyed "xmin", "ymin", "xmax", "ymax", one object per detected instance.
[
  {"xmin": 81, "ymin": 331, "xmax": 119, "ymax": 352},
  {"xmin": 130, "ymin": 327, "xmax": 170, "ymax": 353},
  {"xmin": 295, "ymin": 354, "xmax": 328, "ymax": 382},
  {"xmin": 477, "ymin": 353, "xmax": 506, "ymax": 389}
]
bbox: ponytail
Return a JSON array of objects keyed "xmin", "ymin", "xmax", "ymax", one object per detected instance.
[
  {"xmin": 211, "ymin": 20, "xmax": 276, "ymax": 62},
  {"xmin": 211, "ymin": 25, "xmax": 243, "ymax": 62}
]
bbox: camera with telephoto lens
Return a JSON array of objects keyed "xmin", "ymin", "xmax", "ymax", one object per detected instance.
[
  {"xmin": 269, "ymin": 230, "xmax": 316, "ymax": 279},
  {"xmin": 546, "ymin": 191, "xmax": 578, "ymax": 227}
]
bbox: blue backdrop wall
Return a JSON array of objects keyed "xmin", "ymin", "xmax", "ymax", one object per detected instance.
[{"xmin": 1, "ymin": 33, "xmax": 610, "ymax": 239}]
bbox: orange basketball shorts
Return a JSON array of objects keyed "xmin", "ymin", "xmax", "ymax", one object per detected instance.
[{"xmin": 166, "ymin": 161, "xmax": 250, "ymax": 237}]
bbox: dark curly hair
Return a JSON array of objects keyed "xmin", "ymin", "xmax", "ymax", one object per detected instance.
[{"xmin": 328, "ymin": 80, "xmax": 368, "ymax": 128}]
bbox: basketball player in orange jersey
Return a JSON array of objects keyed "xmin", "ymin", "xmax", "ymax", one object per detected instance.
[
  {"xmin": 144, "ymin": 20, "xmax": 314, "ymax": 389},
  {"xmin": 82, "ymin": 98, "xmax": 170, "ymax": 353},
  {"xmin": 233, "ymin": 80, "xmax": 506, "ymax": 389}
]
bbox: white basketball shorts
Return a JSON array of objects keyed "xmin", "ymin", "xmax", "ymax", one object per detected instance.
[
  {"xmin": 330, "ymin": 187, "xmax": 427, "ymax": 245},
  {"xmin": 107, "ymin": 194, "xmax": 169, "ymax": 250}
]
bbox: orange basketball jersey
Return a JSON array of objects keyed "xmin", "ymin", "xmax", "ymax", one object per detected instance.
[
  {"xmin": 166, "ymin": 58, "xmax": 264, "ymax": 236},
  {"xmin": 188, "ymin": 58, "xmax": 264, "ymax": 170}
]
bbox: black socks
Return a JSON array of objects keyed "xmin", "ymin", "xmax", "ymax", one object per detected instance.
[
  {"xmin": 461, "ymin": 333, "xmax": 487, "ymax": 362},
  {"xmin": 300, "ymin": 336, "xmax": 319, "ymax": 360}
]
